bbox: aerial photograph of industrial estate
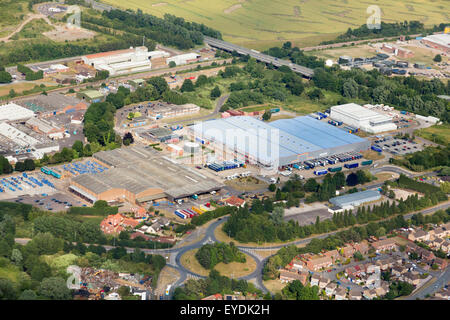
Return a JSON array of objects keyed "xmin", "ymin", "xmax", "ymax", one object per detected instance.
[{"xmin": 0, "ymin": 0, "xmax": 449, "ymax": 309}]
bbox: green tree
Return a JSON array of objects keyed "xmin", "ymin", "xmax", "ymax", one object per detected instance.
[
  {"xmin": 18, "ymin": 289, "xmax": 37, "ymax": 300},
  {"xmin": 0, "ymin": 278, "xmax": 16, "ymax": 300},
  {"xmin": 39, "ymin": 277, "xmax": 72, "ymax": 300},
  {"xmin": 180, "ymin": 79, "xmax": 195, "ymax": 92},
  {"xmin": 262, "ymin": 110, "xmax": 272, "ymax": 121},
  {"xmin": 210, "ymin": 86, "xmax": 221, "ymax": 99},
  {"xmin": 0, "ymin": 71, "xmax": 12, "ymax": 84},
  {"xmin": 169, "ymin": 61, "xmax": 176, "ymax": 68},
  {"xmin": 433, "ymin": 54, "xmax": 442, "ymax": 62}
]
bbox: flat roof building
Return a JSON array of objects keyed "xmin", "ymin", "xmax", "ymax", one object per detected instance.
[
  {"xmin": 330, "ymin": 103, "xmax": 397, "ymax": 133},
  {"xmin": 421, "ymin": 33, "xmax": 450, "ymax": 53},
  {"xmin": 188, "ymin": 116, "xmax": 370, "ymax": 168},
  {"xmin": 0, "ymin": 103, "xmax": 35, "ymax": 122},
  {"xmin": 82, "ymin": 47, "xmax": 155, "ymax": 76},
  {"xmin": 167, "ymin": 53, "xmax": 200, "ymax": 66},
  {"xmin": 69, "ymin": 146, "xmax": 223, "ymax": 204},
  {"xmin": 77, "ymin": 90, "xmax": 104, "ymax": 103},
  {"xmin": 329, "ymin": 190, "xmax": 381, "ymax": 209}
]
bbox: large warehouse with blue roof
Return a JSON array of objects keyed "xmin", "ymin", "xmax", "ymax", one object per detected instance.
[{"xmin": 188, "ymin": 116, "xmax": 370, "ymax": 168}]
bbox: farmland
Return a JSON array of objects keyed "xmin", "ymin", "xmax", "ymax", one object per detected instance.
[{"xmin": 101, "ymin": 0, "xmax": 449, "ymax": 49}]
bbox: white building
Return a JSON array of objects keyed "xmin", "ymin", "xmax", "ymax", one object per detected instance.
[
  {"xmin": 0, "ymin": 103, "xmax": 35, "ymax": 122},
  {"xmin": 166, "ymin": 53, "xmax": 200, "ymax": 66},
  {"xmin": 148, "ymin": 50, "xmax": 170, "ymax": 59},
  {"xmin": 82, "ymin": 47, "xmax": 154, "ymax": 76},
  {"xmin": 0, "ymin": 122, "xmax": 39, "ymax": 147},
  {"xmin": 415, "ymin": 114, "xmax": 440, "ymax": 124},
  {"xmin": 330, "ymin": 103, "xmax": 397, "ymax": 133},
  {"xmin": 421, "ymin": 33, "xmax": 450, "ymax": 53}
]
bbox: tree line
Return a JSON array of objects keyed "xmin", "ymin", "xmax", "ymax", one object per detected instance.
[
  {"xmin": 173, "ymin": 269, "xmax": 262, "ymax": 300},
  {"xmin": 320, "ymin": 21, "xmax": 447, "ymax": 44}
]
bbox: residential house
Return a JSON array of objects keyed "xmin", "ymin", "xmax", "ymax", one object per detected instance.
[
  {"xmin": 348, "ymin": 289, "xmax": 363, "ymax": 300},
  {"xmin": 365, "ymin": 264, "xmax": 381, "ymax": 274},
  {"xmin": 341, "ymin": 245, "xmax": 356, "ymax": 258},
  {"xmin": 310, "ymin": 274, "xmax": 321, "ymax": 287},
  {"xmin": 377, "ymin": 258, "xmax": 395, "ymax": 271},
  {"xmin": 371, "ymin": 238, "xmax": 397, "ymax": 253},
  {"xmin": 279, "ymin": 269, "xmax": 308, "ymax": 285},
  {"xmin": 433, "ymin": 257, "xmax": 448, "ymax": 270},
  {"xmin": 391, "ymin": 265, "xmax": 407, "ymax": 277},
  {"xmin": 324, "ymin": 249, "xmax": 340, "ymax": 262},
  {"xmin": 363, "ymin": 289, "xmax": 378, "ymax": 300},
  {"xmin": 306, "ymin": 256, "xmax": 333, "ymax": 271},
  {"xmin": 334, "ymin": 287, "xmax": 347, "ymax": 300},
  {"xmin": 223, "ymin": 196, "xmax": 246, "ymax": 208},
  {"xmin": 441, "ymin": 240, "xmax": 450, "ymax": 253},
  {"xmin": 325, "ymin": 282, "xmax": 337, "ymax": 296},
  {"xmin": 403, "ymin": 272, "xmax": 421, "ymax": 286},
  {"xmin": 133, "ymin": 207, "xmax": 148, "ymax": 219},
  {"xmin": 353, "ymin": 241, "xmax": 370, "ymax": 255},
  {"xmin": 100, "ymin": 213, "xmax": 139, "ymax": 235},
  {"xmin": 202, "ymin": 294, "xmax": 223, "ymax": 300},
  {"xmin": 408, "ymin": 229, "xmax": 430, "ymax": 242},
  {"xmin": 146, "ymin": 222, "xmax": 162, "ymax": 234}
]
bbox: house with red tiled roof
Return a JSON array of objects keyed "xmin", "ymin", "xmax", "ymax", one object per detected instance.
[
  {"xmin": 100, "ymin": 213, "xmax": 139, "ymax": 235},
  {"xmin": 223, "ymin": 196, "xmax": 246, "ymax": 208},
  {"xmin": 202, "ymin": 294, "xmax": 223, "ymax": 300}
]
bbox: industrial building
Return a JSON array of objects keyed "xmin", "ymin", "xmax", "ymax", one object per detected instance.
[
  {"xmin": 0, "ymin": 103, "xmax": 35, "ymax": 122},
  {"xmin": 330, "ymin": 103, "xmax": 397, "ymax": 134},
  {"xmin": 166, "ymin": 53, "xmax": 200, "ymax": 66},
  {"xmin": 77, "ymin": 90, "xmax": 104, "ymax": 103},
  {"xmin": 421, "ymin": 33, "xmax": 450, "ymax": 53},
  {"xmin": 188, "ymin": 116, "xmax": 370, "ymax": 168},
  {"xmin": 25, "ymin": 118, "xmax": 65, "ymax": 139},
  {"xmin": 329, "ymin": 190, "xmax": 381, "ymax": 210},
  {"xmin": 137, "ymin": 127, "xmax": 181, "ymax": 143},
  {"xmin": 18, "ymin": 93, "xmax": 88, "ymax": 118},
  {"xmin": 69, "ymin": 146, "xmax": 223, "ymax": 204},
  {"xmin": 145, "ymin": 102, "xmax": 200, "ymax": 120},
  {"xmin": 82, "ymin": 47, "xmax": 156, "ymax": 76}
]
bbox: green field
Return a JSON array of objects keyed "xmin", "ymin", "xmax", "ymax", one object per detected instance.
[
  {"xmin": 101, "ymin": 0, "xmax": 449, "ymax": 49},
  {"xmin": 416, "ymin": 123, "xmax": 450, "ymax": 146},
  {"xmin": 0, "ymin": 0, "xmax": 30, "ymax": 37}
]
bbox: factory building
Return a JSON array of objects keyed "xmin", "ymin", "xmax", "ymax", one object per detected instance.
[
  {"xmin": 166, "ymin": 53, "xmax": 200, "ymax": 66},
  {"xmin": 421, "ymin": 33, "xmax": 450, "ymax": 53},
  {"xmin": 18, "ymin": 93, "xmax": 87, "ymax": 118},
  {"xmin": 69, "ymin": 146, "xmax": 223, "ymax": 204},
  {"xmin": 82, "ymin": 47, "xmax": 154, "ymax": 76},
  {"xmin": 330, "ymin": 103, "xmax": 397, "ymax": 134},
  {"xmin": 145, "ymin": 102, "xmax": 200, "ymax": 120},
  {"xmin": 25, "ymin": 117, "xmax": 65, "ymax": 139},
  {"xmin": 77, "ymin": 90, "xmax": 104, "ymax": 103},
  {"xmin": 0, "ymin": 103, "xmax": 35, "ymax": 122},
  {"xmin": 329, "ymin": 190, "xmax": 381, "ymax": 210},
  {"xmin": 188, "ymin": 116, "xmax": 370, "ymax": 168}
]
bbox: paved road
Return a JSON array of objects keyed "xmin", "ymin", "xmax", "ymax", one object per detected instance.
[
  {"xmin": 406, "ymin": 266, "xmax": 450, "ymax": 300},
  {"xmin": 204, "ymin": 36, "xmax": 314, "ymax": 78}
]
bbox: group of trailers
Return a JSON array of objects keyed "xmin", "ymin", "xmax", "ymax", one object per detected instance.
[
  {"xmin": 208, "ymin": 160, "xmax": 245, "ymax": 172},
  {"xmin": 308, "ymin": 111, "xmax": 329, "ymax": 120},
  {"xmin": 174, "ymin": 204, "xmax": 211, "ymax": 219},
  {"xmin": 313, "ymin": 160, "xmax": 373, "ymax": 175}
]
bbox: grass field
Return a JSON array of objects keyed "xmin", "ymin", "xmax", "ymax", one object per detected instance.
[
  {"xmin": 10, "ymin": 18, "xmax": 54, "ymax": 41},
  {"xmin": 0, "ymin": 0, "xmax": 30, "ymax": 38},
  {"xmin": 416, "ymin": 123, "xmax": 450, "ymax": 146},
  {"xmin": 101, "ymin": 0, "xmax": 449, "ymax": 49},
  {"xmin": 180, "ymin": 249, "xmax": 257, "ymax": 278}
]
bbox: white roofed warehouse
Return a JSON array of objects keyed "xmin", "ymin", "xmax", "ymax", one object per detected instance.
[
  {"xmin": 0, "ymin": 103, "xmax": 35, "ymax": 122},
  {"xmin": 330, "ymin": 103, "xmax": 397, "ymax": 134},
  {"xmin": 82, "ymin": 47, "xmax": 154, "ymax": 76},
  {"xmin": 188, "ymin": 116, "xmax": 370, "ymax": 168}
]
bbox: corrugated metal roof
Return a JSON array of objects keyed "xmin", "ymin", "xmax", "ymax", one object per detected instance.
[{"xmin": 329, "ymin": 190, "xmax": 381, "ymax": 207}]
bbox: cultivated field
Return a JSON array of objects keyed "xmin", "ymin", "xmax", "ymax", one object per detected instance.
[{"xmin": 101, "ymin": 0, "xmax": 449, "ymax": 49}]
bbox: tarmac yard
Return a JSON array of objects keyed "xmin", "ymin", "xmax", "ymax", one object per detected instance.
[{"xmin": 11, "ymin": 192, "xmax": 85, "ymax": 211}]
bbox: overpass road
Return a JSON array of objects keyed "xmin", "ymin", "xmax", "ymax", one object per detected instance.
[{"xmin": 204, "ymin": 36, "xmax": 314, "ymax": 78}]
